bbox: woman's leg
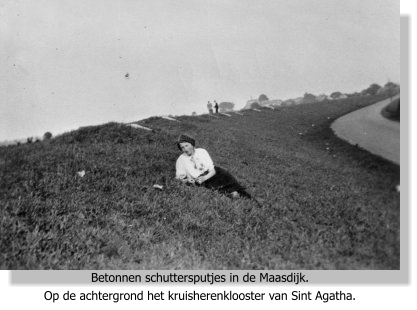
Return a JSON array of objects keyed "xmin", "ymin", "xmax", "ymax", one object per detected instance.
[
  {"xmin": 237, "ymin": 189, "xmax": 252, "ymax": 199},
  {"xmin": 204, "ymin": 166, "xmax": 257, "ymax": 201}
]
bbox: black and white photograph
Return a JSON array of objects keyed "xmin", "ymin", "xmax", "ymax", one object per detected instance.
[{"xmin": 1, "ymin": 0, "xmax": 400, "ymax": 271}]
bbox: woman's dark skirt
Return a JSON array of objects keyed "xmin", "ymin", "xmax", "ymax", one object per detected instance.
[{"xmin": 200, "ymin": 166, "xmax": 251, "ymax": 199}]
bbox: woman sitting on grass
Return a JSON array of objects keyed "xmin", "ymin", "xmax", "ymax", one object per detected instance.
[{"xmin": 175, "ymin": 134, "xmax": 253, "ymax": 200}]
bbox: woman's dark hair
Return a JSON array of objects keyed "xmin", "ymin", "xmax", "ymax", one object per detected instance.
[{"xmin": 177, "ymin": 134, "xmax": 195, "ymax": 150}]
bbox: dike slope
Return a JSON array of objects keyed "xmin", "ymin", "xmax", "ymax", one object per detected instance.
[{"xmin": 0, "ymin": 94, "xmax": 399, "ymax": 270}]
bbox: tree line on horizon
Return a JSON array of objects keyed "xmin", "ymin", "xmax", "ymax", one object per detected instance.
[
  {"xmin": 3, "ymin": 82, "xmax": 399, "ymax": 146},
  {"xmin": 247, "ymin": 81, "xmax": 400, "ymax": 109}
]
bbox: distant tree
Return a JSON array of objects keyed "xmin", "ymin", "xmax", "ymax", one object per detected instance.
[
  {"xmin": 330, "ymin": 91, "xmax": 342, "ymax": 99},
  {"xmin": 27, "ymin": 137, "xmax": 33, "ymax": 144},
  {"xmin": 365, "ymin": 83, "xmax": 382, "ymax": 96},
  {"xmin": 219, "ymin": 102, "xmax": 235, "ymax": 112},
  {"xmin": 384, "ymin": 81, "xmax": 399, "ymax": 89},
  {"xmin": 258, "ymin": 94, "xmax": 269, "ymax": 102},
  {"xmin": 384, "ymin": 82, "xmax": 400, "ymax": 100},
  {"xmin": 43, "ymin": 132, "xmax": 53, "ymax": 140},
  {"xmin": 302, "ymin": 93, "xmax": 317, "ymax": 104}
]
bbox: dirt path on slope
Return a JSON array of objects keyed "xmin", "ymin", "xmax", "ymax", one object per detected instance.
[{"xmin": 331, "ymin": 95, "xmax": 400, "ymax": 165}]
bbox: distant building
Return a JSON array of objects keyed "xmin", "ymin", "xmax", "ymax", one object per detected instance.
[
  {"xmin": 219, "ymin": 102, "xmax": 235, "ymax": 112},
  {"xmin": 331, "ymin": 93, "xmax": 348, "ymax": 100},
  {"xmin": 244, "ymin": 98, "xmax": 287, "ymax": 109},
  {"xmin": 293, "ymin": 97, "xmax": 304, "ymax": 105},
  {"xmin": 281, "ymin": 99, "xmax": 295, "ymax": 106},
  {"xmin": 243, "ymin": 99, "xmax": 259, "ymax": 109},
  {"xmin": 246, "ymin": 94, "xmax": 329, "ymax": 109},
  {"xmin": 0, "ymin": 136, "xmax": 41, "ymax": 146},
  {"xmin": 266, "ymin": 99, "xmax": 283, "ymax": 107},
  {"xmin": 316, "ymin": 94, "xmax": 329, "ymax": 102}
]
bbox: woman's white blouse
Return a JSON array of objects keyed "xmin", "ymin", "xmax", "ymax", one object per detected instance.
[{"xmin": 175, "ymin": 148, "xmax": 215, "ymax": 180}]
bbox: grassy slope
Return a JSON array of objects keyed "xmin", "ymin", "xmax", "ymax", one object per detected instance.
[
  {"xmin": 0, "ymin": 94, "xmax": 399, "ymax": 270},
  {"xmin": 381, "ymin": 98, "xmax": 400, "ymax": 121}
]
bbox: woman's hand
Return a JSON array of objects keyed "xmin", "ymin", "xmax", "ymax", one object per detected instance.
[
  {"xmin": 196, "ymin": 169, "xmax": 215, "ymax": 184},
  {"xmin": 177, "ymin": 176, "xmax": 190, "ymax": 184}
]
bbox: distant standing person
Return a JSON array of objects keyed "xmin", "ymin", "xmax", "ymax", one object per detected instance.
[
  {"xmin": 207, "ymin": 101, "xmax": 213, "ymax": 114},
  {"xmin": 214, "ymin": 100, "xmax": 219, "ymax": 114}
]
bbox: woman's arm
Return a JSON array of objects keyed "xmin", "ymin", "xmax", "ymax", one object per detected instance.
[
  {"xmin": 195, "ymin": 168, "xmax": 216, "ymax": 184},
  {"xmin": 204, "ymin": 168, "xmax": 216, "ymax": 180},
  {"xmin": 194, "ymin": 149, "xmax": 216, "ymax": 184},
  {"xmin": 175, "ymin": 156, "xmax": 188, "ymax": 181}
]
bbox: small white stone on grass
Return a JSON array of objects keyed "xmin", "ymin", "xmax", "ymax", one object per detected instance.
[
  {"xmin": 220, "ymin": 113, "xmax": 232, "ymax": 117},
  {"xmin": 161, "ymin": 116, "xmax": 179, "ymax": 122},
  {"xmin": 77, "ymin": 170, "xmax": 86, "ymax": 177},
  {"xmin": 153, "ymin": 184, "xmax": 163, "ymax": 190},
  {"xmin": 127, "ymin": 123, "xmax": 152, "ymax": 131}
]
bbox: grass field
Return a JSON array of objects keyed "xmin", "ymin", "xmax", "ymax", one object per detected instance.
[{"xmin": 0, "ymin": 94, "xmax": 400, "ymax": 269}]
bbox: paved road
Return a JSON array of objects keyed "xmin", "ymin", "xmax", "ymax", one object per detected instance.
[{"xmin": 331, "ymin": 96, "xmax": 400, "ymax": 165}]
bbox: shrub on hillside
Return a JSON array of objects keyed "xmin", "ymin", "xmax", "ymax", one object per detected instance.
[
  {"xmin": 381, "ymin": 98, "xmax": 400, "ymax": 121},
  {"xmin": 258, "ymin": 94, "xmax": 269, "ymax": 102},
  {"xmin": 330, "ymin": 92, "xmax": 342, "ymax": 99},
  {"xmin": 364, "ymin": 83, "xmax": 382, "ymax": 96},
  {"xmin": 378, "ymin": 82, "xmax": 400, "ymax": 98},
  {"xmin": 43, "ymin": 132, "xmax": 53, "ymax": 140},
  {"xmin": 302, "ymin": 93, "xmax": 317, "ymax": 104}
]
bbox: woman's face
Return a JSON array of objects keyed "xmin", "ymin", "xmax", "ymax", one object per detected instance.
[{"xmin": 179, "ymin": 142, "xmax": 195, "ymax": 156}]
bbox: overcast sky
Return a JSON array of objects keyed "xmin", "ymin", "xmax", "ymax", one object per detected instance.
[{"xmin": 1, "ymin": 0, "xmax": 399, "ymax": 141}]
